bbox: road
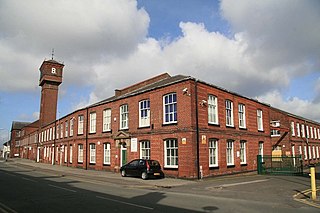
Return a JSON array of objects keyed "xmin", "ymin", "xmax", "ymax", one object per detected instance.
[{"xmin": 0, "ymin": 161, "xmax": 319, "ymax": 212}]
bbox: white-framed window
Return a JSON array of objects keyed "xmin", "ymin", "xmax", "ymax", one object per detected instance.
[
  {"xmin": 164, "ymin": 139, "xmax": 178, "ymax": 168},
  {"xmin": 103, "ymin": 143, "xmax": 111, "ymax": 165},
  {"xmin": 120, "ymin": 104, "xmax": 129, "ymax": 129},
  {"xmin": 296, "ymin": 123, "xmax": 300, "ymax": 137},
  {"xmin": 53, "ymin": 127, "xmax": 55, "ymax": 140},
  {"xmin": 238, "ymin": 104, "xmax": 246, "ymax": 128},
  {"xmin": 312, "ymin": 146, "xmax": 316, "ymax": 159},
  {"xmin": 69, "ymin": 144, "xmax": 73, "ymax": 164},
  {"xmin": 56, "ymin": 124, "xmax": 59, "ymax": 139},
  {"xmin": 318, "ymin": 129, "xmax": 320, "ymax": 140},
  {"xmin": 209, "ymin": 139, "xmax": 218, "ymax": 167},
  {"xmin": 259, "ymin": 142, "xmax": 264, "ymax": 161},
  {"xmin": 240, "ymin": 140, "xmax": 246, "ymax": 164},
  {"xmin": 257, "ymin": 109, "xmax": 263, "ymax": 131},
  {"xmin": 301, "ymin": 124, "xmax": 305, "ymax": 137},
  {"xmin": 306, "ymin": 126, "xmax": 309, "ymax": 138},
  {"xmin": 291, "ymin": 121, "xmax": 295, "ymax": 136},
  {"xmin": 299, "ymin": 145, "xmax": 302, "ymax": 156},
  {"xmin": 103, "ymin": 109, "xmax": 112, "ymax": 132},
  {"xmin": 70, "ymin": 119, "xmax": 74, "ymax": 137},
  {"xmin": 163, "ymin": 93, "xmax": 177, "ymax": 124},
  {"xmin": 208, "ymin": 95, "xmax": 218, "ymax": 124},
  {"xmin": 56, "ymin": 146, "xmax": 59, "ymax": 162},
  {"xmin": 44, "ymin": 131, "xmax": 46, "ymax": 142},
  {"xmin": 60, "ymin": 123, "xmax": 63, "ymax": 138},
  {"xmin": 44, "ymin": 146, "xmax": 47, "ymax": 158},
  {"xmin": 140, "ymin": 141, "xmax": 150, "ymax": 159},
  {"xmin": 309, "ymin": 146, "xmax": 312, "ymax": 159},
  {"xmin": 78, "ymin": 115, "xmax": 84, "ymax": 135},
  {"xmin": 90, "ymin": 112, "xmax": 96, "ymax": 133},
  {"xmin": 304, "ymin": 146, "xmax": 307, "ymax": 160},
  {"xmin": 64, "ymin": 145, "xmax": 67, "ymax": 163},
  {"xmin": 226, "ymin": 140, "xmax": 234, "ymax": 165},
  {"xmin": 317, "ymin": 146, "xmax": 319, "ymax": 159},
  {"xmin": 65, "ymin": 121, "xmax": 68, "ymax": 137},
  {"xmin": 139, "ymin": 100, "xmax": 150, "ymax": 127},
  {"xmin": 225, "ymin": 100, "xmax": 234, "ymax": 127},
  {"xmin": 89, "ymin": 143, "xmax": 96, "ymax": 164},
  {"xmin": 78, "ymin": 144, "xmax": 83, "ymax": 163},
  {"xmin": 310, "ymin": 126, "xmax": 314, "ymax": 138},
  {"xmin": 49, "ymin": 128, "xmax": 52, "ymax": 141},
  {"xmin": 314, "ymin": 128, "xmax": 317, "ymax": 139}
]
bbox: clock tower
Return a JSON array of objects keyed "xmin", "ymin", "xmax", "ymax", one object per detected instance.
[{"xmin": 39, "ymin": 59, "xmax": 64, "ymax": 127}]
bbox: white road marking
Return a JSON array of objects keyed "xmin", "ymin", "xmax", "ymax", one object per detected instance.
[
  {"xmin": 96, "ymin": 195, "xmax": 154, "ymax": 210},
  {"xmin": 22, "ymin": 177, "xmax": 37, "ymax": 183},
  {"xmin": 218, "ymin": 179, "xmax": 268, "ymax": 187},
  {"xmin": 48, "ymin": 184, "xmax": 77, "ymax": 193},
  {"xmin": 0, "ymin": 201, "xmax": 18, "ymax": 213}
]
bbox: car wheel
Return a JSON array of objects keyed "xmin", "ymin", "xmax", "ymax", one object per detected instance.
[
  {"xmin": 141, "ymin": 172, "xmax": 148, "ymax": 180},
  {"xmin": 121, "ymin": 170, "xmax": 126, "ymax": 177}
]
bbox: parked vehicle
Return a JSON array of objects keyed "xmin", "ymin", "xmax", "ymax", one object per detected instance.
[{"xmin": 120, "ymin": 159, "xmax": 165, "ymax": 180}]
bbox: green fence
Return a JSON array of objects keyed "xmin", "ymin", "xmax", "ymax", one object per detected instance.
[{"xmin": 257, "ymin": 155, "xmax": 303, "ymax": 175}]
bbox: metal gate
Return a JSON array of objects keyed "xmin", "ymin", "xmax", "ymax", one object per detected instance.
[{"xmin": 257, "ymin": 155, "xmax": 303, "ymax": 175}]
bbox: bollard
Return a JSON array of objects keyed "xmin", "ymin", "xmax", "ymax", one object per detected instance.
[{"xmin": 309, "ymin": 166, "xmax": 317, "ymax": 200}]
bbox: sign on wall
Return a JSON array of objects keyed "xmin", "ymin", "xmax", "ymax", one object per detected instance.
[{"xmin": 131, "ymin": 138, "xmax": 137, "ymax": 152}]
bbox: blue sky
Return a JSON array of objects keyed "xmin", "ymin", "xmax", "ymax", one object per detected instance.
[{"xmin": 0, "ymin": 0, "xmax": 320, "ymax": 144}]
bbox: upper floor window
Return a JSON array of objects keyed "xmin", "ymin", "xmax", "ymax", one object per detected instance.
[
  {"xmin": 78, "ymin": 115, "xmax": 84, "ymax": 135},
  {"xmin": 103, "ymin": 109, "xmax": 111, "ymax": 132},
  {"xmin": 65, "ymin": 121, "xmax": 68, "ymax": 137},
  {"xmin": 318, "ymin": 129, "xmax": 320, "ymax": 139},
  {"xmin": 139, "ymin": 100, "xmax": 150, "ymax": 127},
  {"xmin": 208, "ymin": 95, "xmax": 218, "ymax": 124},
  {"xmin": 163, "ymin": 93, "xmax": 177, "ymax": 124},
  {"xmin": 291, "ymin": 121, "xmax": 295, "ymax": 136},
  {"xmin": 70, "ymin": 119, "xmax": 74, "ymax": 137},
  {"xmin": 296, "ymin": 123, "xmax": 300, "ymax": 137},
  {"xmin": 257, "ymin": 109, "xmax": 263, "ymax": 131},
  {"xmin": 306, "ymin": 125, "xmax": 309, "ymax": 138},
  {"xmin": 314, "ymin": 127, "xmax": 317, "ymax": 139},
  {"xmin": 60, "ymin": 123, "xmax": 63, "ymax": 138},
  {"xmin": 301, "ymin": 124, "xmax": 305, "ymax": 137},
  {"xmin": 238, "ymin": 104, "xmax": 246, "ymax": 128},
  {"xmin": 90, "ymin": 112, "xmax": 96, "ymax": 133},
  {"xmin": 225, "ymin": 100, "xmax": 234, "ymax": 127},
  {"xmin": 120, "ymin": 104, "xmax": 129, "ymax": 129},
  {"xmin": 310, "ymin": 126, "xmax": 313, "ymax": 138}
]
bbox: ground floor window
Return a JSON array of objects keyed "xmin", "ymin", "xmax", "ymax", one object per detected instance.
[
  {"xmin": 240, "ymin": 140, "xmax": 246, "ymax": 164},
  {"xmin": 90, "ymin": 143, "xmax": 96, "ymax": 164},
  {"xmin": 140, "ymin": 141, "xmax": 150, "ymax": 159},
  {"xmin": 78, "ymin": 144, "xmax": 83, "ymax": 163},
  {"xmin": 104, "ymin": 143, "xmax": 111, "ymax": 165},
  {"xmin": 209, "ymin": 139, "xmax": 218, "ymax": 167},
  {"xmin": 164, "ymin": 139, "xmax": 178, "ymax": 168},
  {"xmin": 226, "ymin": 140, "xmax": 234, "ymax": 166},
  {"xmin": 69, "ymin": 145, "xmax": 73, "ymax": 164},
  {"xmin": 64, "ymin": 145, "xmax": 67, "ymax": 163}
]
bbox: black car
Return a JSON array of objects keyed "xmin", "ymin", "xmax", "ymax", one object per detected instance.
[{"xmin": 120, "ymin": 159, "xmax": 165, "ymax": 180}]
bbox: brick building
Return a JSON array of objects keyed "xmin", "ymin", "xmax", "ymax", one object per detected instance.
[{"xmin": 10, "ymin": 59, "xmax": 320, "ymax": 178}]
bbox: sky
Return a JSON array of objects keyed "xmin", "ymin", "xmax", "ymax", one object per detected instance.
[{"xmin": 0, "ymin": 0, "xmax": 320, "ymax": 144}]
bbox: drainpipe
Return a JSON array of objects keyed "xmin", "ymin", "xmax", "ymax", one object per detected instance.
[
  {"xmin": 85, "ymin": 107, "xmax": 89, "ymax": 170},
  {"xmin": 194, "ymin": 79, "xmax": 201, "ymax": 179}
]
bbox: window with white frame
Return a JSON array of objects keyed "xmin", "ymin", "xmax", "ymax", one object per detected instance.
[
  {"xmin": 120, "ymin": 104, "xmax": 129, "ymax": 129},
  {"xmin": 60, "ymin": 123, "xmax": 63, "ymax": 138},
  {"xmin": 65, "ymin": 121, "xmax": 68, "ymax": 137},
  {"xmin": 306, "ymin": 126, "xmax": 309, "ymax": 138},
  {"xmin": 308, "ymin": 146, "xmax": 311, "ymax": 159},
  {"xmin": 209, "ymin": 139, "xmax": 218, "ymax": 167},
  {"xmin": 312, "ymin": 146, "xmax": 316, "ymax": 159},
  {"xmin": 296, "ymin": 123, "xmax": 300, "ymax": 137},
  {"xmin": 89, "ymin": 143, "xmax": 96, "ymax": 164},
  {"xmin": 69, "ymin": 145, "xmax": 72, "ymax": 164},
  {"xmin": 318, "ymin": 128, "xmax": 320, "ymax": 139},
  {"xmin": 163, "ymin": 93, "xmax": 177, "ymax": 124},
  {"xmin": 240, "ymin": 140, "xmax": 246, "ymax": 164},
  {"xmin": 164, "ymin": 139, "xmax": 178, "ymax": 168},
  {"xmin": 317, "ymin": 146, "xmax": 319, "ymax": 159},
  {"xmin": 90, "ymin": 112, "xmax": 96, "ymax": 133},
  {"xmin": 315, "ymin": 127, "xmax": 317, "ymax": 139},
  {"xmin": 78, "ymin": 144, "xmax": 83, "ymax": 163},
  {"xmin": 310, "ymin": 126, "xmax": 313, "ymax": 138},
  {"xmin": 78, "ymin": 115, "xmax": 84, "ymax": 135},
  {"xmin": 49, "ymin": 128, "xmax": 52, "ymax": 141},
  {"xmin": 56, "ymin": 146, "xmax": 59, "ymax": 162},
  {"xmin": 139, "ymin": 100, "xmax": 150, "ymax": 127},
  {"xmin": 225, "ymin": 100, "xmax": 234, "ymax": 127},
  {"xmin": 291, "ymin": 121, "xmax": 295, "ymax": 136},
  {"xmin": 208, "ymin": 95, "xmax": 218, "ymax": 124},
  {"xmin": 44, "ymin": 146, "xmax": 46, "ymax": 158},
  {"xmin": 238, "ymin": 104, "xmax": 246, "ymax": 128},
  {"xmin": 259, "ymin": 142, "xmax": 264, "ymax": 161},
  {"xmin": 299, "ymin": 145, "xmax": 302, "ymax": 156},
  {"xmin": 70, "ymin": 119, "xmax": 74, "ymax": 137},
  {"xmin": 53, "ymin": 127, "xmax": 55, "ymax": 140},
  {"xmin": 257, "ymin": 109, "xmax": 263, "ymax": 131},
  {"xmin": 301, "ymin": 124, "xmax": 305, "ymax": 137},
  {"xmin": 140, "ymin": 141, "xmax": 150, "ymax": 159},
  {"xmin": 103, "ymin": 109, "xmax": 111, "ymax": 132},
  {"xmin": 103, "ymin": 143, "xmax": 111, "ymax": 165},
  {"xmin": 226, "ymin": 140, "xmax": 234, "ymax": 165},
  {"xmin": 64, "ymin": 145, "xmax": 67, "ymax": 163},
  {"xmin": 304, "ymin": 146, "xmax": 307, "ymax": 160}
]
